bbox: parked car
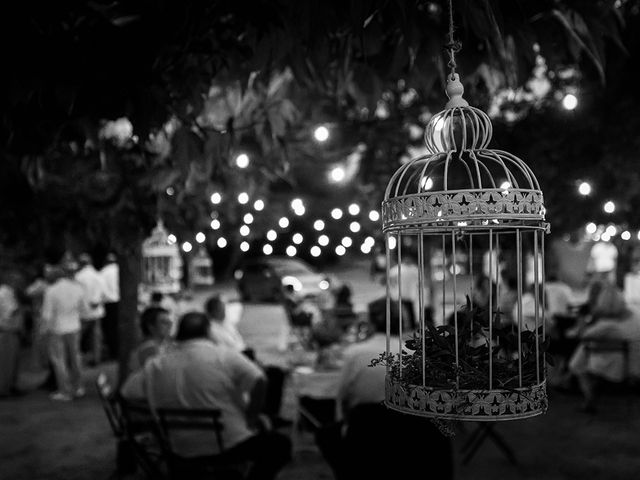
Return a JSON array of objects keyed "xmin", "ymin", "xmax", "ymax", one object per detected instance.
[{"xmin": 235, "ymin": 256, "xmax": 334, "ymax": 303}]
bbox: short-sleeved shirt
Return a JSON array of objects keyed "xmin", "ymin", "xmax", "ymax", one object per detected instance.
[
  {"xmin": 121, "ymin": 338, "xmax": 264, "ymax": 456},
  {"xmin": 41, "ymin": 278, "xmax": 87, "ymax": 334},
  {"xmin": 337, "ymin": 333, "xmax": 400, "ymax": 414}
]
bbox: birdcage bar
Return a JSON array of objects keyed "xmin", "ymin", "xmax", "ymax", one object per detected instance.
[
  {"xmin": 452, "ymin": 231, "xmax": 460, "ymax": 387},
  {"xmin": 385, "ymin": 233, "xmax": 391, "ymax": 374},
  {"xmin": 469, "ymin": 232, "xmax": 474, "ymax": 341},
  {"xmin": 418, "ymin": 232, "xmax": 426, "ymax": 386},
  {"xmin": 534, "ymin": 229, "xmax": 541, "ymax": 384},
  {"xmin": 516, "ymin": 229, "xmax": 523, "ymax": 388},
  {"xmin": 541, "ymin": 234, "xmax": 547, "ymax": 340},
  {"xmin": 397, "ymin": 233, "xmax": 403, "ymax": 379},
  {"xmin": 442, "ymin": 235, "xmax": 446, "ymax": 334}
]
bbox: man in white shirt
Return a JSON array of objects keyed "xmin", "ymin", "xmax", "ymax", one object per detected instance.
[
  {"xmin": 42, "ymin": 262, "xmax": 88, "ymax": 401},
  {"xmin": 99, "ymin": 253, "xmax": 120, "ymax": 359},
  {"xmin": 315, "ymin": 304, "xmax": 452, "ymax": 480},
  {"xmin": 388, "ymin": 254, "xmax": 429, "ymax": 327},
  {"xmin": 75, "ymin": 253, "xmax": 106, "ymax": 365},
  {"xmin": 121, "ymin": 312, "xmax": 291, "ymax": 479}
]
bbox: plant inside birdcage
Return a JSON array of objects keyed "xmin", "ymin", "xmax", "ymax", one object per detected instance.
[{"xmin": 372, "ymin": 296, "xmax": 553, "ymax": 391}]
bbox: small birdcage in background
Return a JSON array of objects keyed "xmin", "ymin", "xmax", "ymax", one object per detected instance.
[
  {"xmin": 190, "ymin": 247, "xmax": 215, "ymax": 286},
  {"xmin": 381, "ymin": 73, "xmax": 549, "ymax": 421},
  {"xmin": 141, "ymin": 220, "xmax": 182, "ymax": 294}
]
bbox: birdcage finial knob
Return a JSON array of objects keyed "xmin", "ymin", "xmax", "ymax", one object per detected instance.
[{"xmin": 445, "ymin": 73, "xmax": 469, "ymax": 109}]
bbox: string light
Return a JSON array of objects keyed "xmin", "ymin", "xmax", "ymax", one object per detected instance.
[
  {"xmin": 341, "ymin": 236, "xmax": 353, "ymax": 248},
  {"xmin": 210, "ymin": 219, "xmax": 221, "ymax": 230},
  {"xmin": 586, "ymin": 223, "xmax": 597, "ymax": 234},
  {"xmin": 240, "ymin": 241, "xmax": 250, "ymax": 252},
  {"xmin": 369, "ymin": 210, "xmax": 380, "ymax": 221},
  {"xmin": 235, "ymin": 153, "xmax": 250, "ymax": 168},
  {"xmin": 335, "ymin": 245, "xmax": 346, "ymax": 256},
  {"xmin": 621, "ymin": 231, "xmax": 631, "ymax": 241},
  {"xmin": 310, "ymin": 246, "xmax": 321, "ymax": 257},
  {"xmin": 578, "ymin": 182, "xmax": 591, "ymax": 196},
  {"xmin": 500, "ymin": 181, "xmax": 511, "ymax": 191},
  {"xmin": 318, "ymin": 235, "xmax": 329, "ymax": 246},
  {"xmin": 331, "ymin": 208, "xmax": 343, "ymax": 220},
  {"xmin": 182, "ymin": 241, "xmax": 193, "ymax": 253},
  {"xmin": 292, "ymin": 233, "xmax": 303, "ymax": 245},
  {"xmin": 210, "ymin": 192, "xmax": 222, "ymax": 204},
  {"xmin": 313, "ymin": 220, "xmax": 325, "ymax": 231},
  {"xmin": 348, "ymin": 203, "xmax": 360, "ymax": 215},
  {"xmin": 195, "ymin": 232, "xmax": 206, "ymax": 243},
  {"xmin": 243, "ymin": 213, "xmax": 254, "ymax": 224},
  {"xmin": 267, "ymin": 230, "xmax": 277, "ymax": 241},
  {"xmin": 253, "ymin": 199, "xmax": 265, "ymax": 211},
  {"xmin": 605, "ymin": 225, "xmax": 617, "ymax": 237},
  {"xmin": 240, "ymin": 225, "xmax": 250, "ymax": 236},
  {"xmin": 294, "ymin": 206, "xmax": 306, "ymax": 216},
  {"xmin": 604, "ymin": 201, "xmax": 615, "ymax": 214},
  {"xmin": 217, "ymin": 237, "xmax": 227, "ymax": 248},
  {"xmin": 314, "ymin": 125, "xmax": 330, "ymax": 142},
  {"xmin": 286, "ymin": 246, "xmax": 297, "ymax": 257},
  {"xmin": 278, "ymin": 217, "xmax": 290, "ymax": 228},
  {"xmin": 167, "ymin": 234, "xmax": 177, "ymax": 245},
  {"xmin": 364, "ymin": 236, "xmax": 375, "ymax": 247},
  {"xmin": 329, "ymin": 167, "xmax": 345, "ymax": 182},
  {"xmin": 238, "ymin": 192, "xmax": 249, "ymax": 204},
  {"xmin": 420, "ymin": 177, "xmax": 434, "ymax": 190},
  {"xmin": 349, "ymin": 221, "xmax": 361, "ymax": 233},
  {"xmin": 361, "ymin": 244, "xmax": 372, "ymax": 254},
  {"xmin": 291, "ymin": 198, "xmax": 304, "ymax": 211},
  {"xmin": 562, "ymin": 93, "xmax": 578, "ymax": 111},
  {"xmin": 263, "ymin": 244, "xmax": 273, "ymax": 255}
]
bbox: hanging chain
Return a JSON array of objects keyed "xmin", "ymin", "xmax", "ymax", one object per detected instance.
[{"xmin": 444, "ymin": 0, "xmax": 461, "ymax": 80}]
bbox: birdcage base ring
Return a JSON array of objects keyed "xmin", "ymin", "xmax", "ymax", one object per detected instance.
[{"xmin": 385, "ymin": 377, "xmax": 547, "ymax": 421}]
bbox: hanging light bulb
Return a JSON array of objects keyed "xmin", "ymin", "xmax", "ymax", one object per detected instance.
[
  {"xmin": 331, "ymin": 208, "xmax": 343, "ymax": 220},
  {"xmin": 348, "ymin": 203, "xmax": 360, "ymax": 215},
  {"xmin": 578, "ymin": 182, "xmax": 591, "ymax": 196},
  {"xmin": 235, "ymin": 153, "xmax": 250, "ymax": 168},
  {"xmin": 314, "ymin": 125, "xmax": 330, "ymax": 142},
  {"xmin": 217, "ymin": 237, "xmax": 227, "ymax": 248},
  {"xmin": 267, "ymin": 230, "xmax": 277, "ymax": 241},
  {"xmin": 314, "ymin": 220, "xmax": 325, "ymax": 231},
  {"xmin": 240, "ymin": 241, "xmax": 250, "ymax": 252},
  {"xmin": 318, "ymin": 235, "xmax": 330, "ymax": 246},
  {"xmin": 182, "ymin": 241, "xmax": 193, "ymax": 253},
  {"xmin": 195, "ymin": 232, "xmax": 206, "ymax": 244}
]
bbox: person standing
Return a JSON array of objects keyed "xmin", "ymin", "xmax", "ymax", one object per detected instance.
[
  {"xmin": 0, "ymin": 272, "xmax": 23, "ymax": 397},
  {"xmin": 100, "ymin": 253, "xmax": 120, "ymax": 360},
  {"xmin": 75, "ymin": 253, "xmax": 106, "ymax": 365},
  {"xmin": 42, "ymin": 262, "xmax": 88, "ymax": 401}
]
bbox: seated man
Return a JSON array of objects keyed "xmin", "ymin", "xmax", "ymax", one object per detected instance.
[
  {"xmin": 128, "ymin": 307, "xmax": 173, "ymax": 372},
  {"xmin": 316, "ymin": 304, "xmax": 453, "ymax": 480},
  {"xmin": 121, "ymin": 311, "xmax": 291, "ymax": 480},
  {"xmin": 205, "ymin": 295, "xmax": 246, "ymax": 352}
]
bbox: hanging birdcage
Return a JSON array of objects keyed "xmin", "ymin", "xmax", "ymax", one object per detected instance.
[
  {"xmin": 190, "ymin": 247, "xmax": 215, "ymax": 286},
  {"xmin": 141, "ymin": 220, "xmax": 182, "ymax": 294},
  {"xmin": 381, "ymin": 73, "xmax": 549, "ymax": 421}
]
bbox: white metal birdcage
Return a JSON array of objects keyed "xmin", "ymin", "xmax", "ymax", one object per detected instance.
[
  {"xmin": 190, "ymin": 247, "xmax": 215, "ymax": 286},
  {"xmin": 141, "ymin": 221, "xmax": 182, "ymax": 294},
  {"xmin": 382, "ymin": 75, "xmax": 549, "ymax": 421}
]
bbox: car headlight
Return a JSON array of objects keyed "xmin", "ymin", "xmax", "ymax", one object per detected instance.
[{"xmin": 318, "ymin": 279, "xmax": 330, "ymax": 290}]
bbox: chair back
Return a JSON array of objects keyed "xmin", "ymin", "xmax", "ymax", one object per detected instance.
[
  {"xmin": 584, "ymin": 339, "xmax": 630, "ymax": 381},
  {"xmin": 156, "ymin": 408, "xmax": 226, "ymax": 455},
  {"xmin": 95, "ymin": 372, "xmax": 124, "ymax": 437}
]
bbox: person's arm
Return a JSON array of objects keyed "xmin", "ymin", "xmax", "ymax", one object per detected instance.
[
  {"xmin": 40, "ymin": 288, "xmax": 53, "ymax": 332},
  {"xmin": 120, "ymin": 368, "xmax": 146, "ymax": 399},
  {"xmin": 245, "ymin": 375, "xmax": 267, "ymax": 428}
]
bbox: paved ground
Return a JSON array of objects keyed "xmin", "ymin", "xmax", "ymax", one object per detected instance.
[{"xmin": 2, "ymin": 261, "xmax": 640, "ymax": 479}]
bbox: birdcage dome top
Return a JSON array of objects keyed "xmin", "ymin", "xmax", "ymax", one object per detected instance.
[{"xmin": 383, "ymin": 75, "xmax": 546, "ymax": 233}]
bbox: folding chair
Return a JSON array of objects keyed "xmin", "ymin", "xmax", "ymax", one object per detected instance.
[
  {"xmin": 95, "ymin": 373, "xmax": 164, "ymax": 478},
  {"xmin": 155, "ymin": 408, "xmax": 251, "ymax": 480},
  {"xmin": 460, "ymin": 423, "xmax": 517, "ymax": 465},
  {"xmin": 117, "ymin": 396, "xmax": 165, "ymax": 478}
]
